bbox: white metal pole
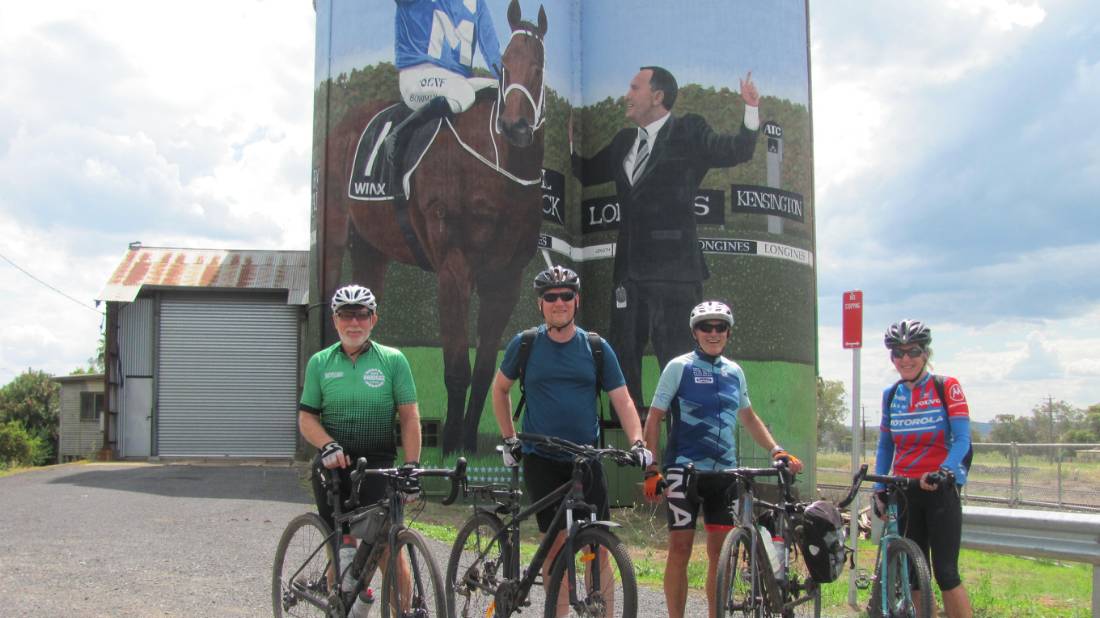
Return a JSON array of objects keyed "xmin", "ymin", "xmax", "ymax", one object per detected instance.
[{"xmin": 847, "ymin": 347, "xmax": 862, "ymax": 608}]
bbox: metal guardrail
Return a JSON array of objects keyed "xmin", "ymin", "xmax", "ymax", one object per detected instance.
[{"xmin": 962, "ymin": 506, "xmax": 1100, "ymax": 613}]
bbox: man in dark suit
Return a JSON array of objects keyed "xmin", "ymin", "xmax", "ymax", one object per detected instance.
[{"xmin": 570, "ymin": 66, "xmax": 760, "ymax": 415}]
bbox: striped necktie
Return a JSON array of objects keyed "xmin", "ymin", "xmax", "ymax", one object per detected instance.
[{"xmin": 631, "ymin": 129, "xmax": 649, "ymax": 184}]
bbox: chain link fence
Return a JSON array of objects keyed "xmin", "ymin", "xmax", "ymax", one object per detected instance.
[{"xmin": 816, "ymin": 442, "xmax": 1100, "ymax": 513}]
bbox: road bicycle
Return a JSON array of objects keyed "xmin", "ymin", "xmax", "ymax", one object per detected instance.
[
  {"xmin": 445, "ymin": 432, "xmax": 642, "ymax": 617},
  {"xmin": 695, "ymin": 462, "xmax": 824, "ymax": 617},
  {"xmin": 272, "ymin": 457, "xmax": 467, "ymax": 618},
  {"xmin": 837, "ymin": 464, "xmax": 933, "ymax": 618}
]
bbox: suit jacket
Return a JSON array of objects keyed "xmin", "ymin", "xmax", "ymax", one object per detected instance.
[{"xmin": 572, "ymin": 113, "xmax": 758, "ymax": 283}]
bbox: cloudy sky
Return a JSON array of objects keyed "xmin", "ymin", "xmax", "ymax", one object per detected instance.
[{"xmin": 2, "ymin": 1, "xmax": 1097, "ymax": 424}]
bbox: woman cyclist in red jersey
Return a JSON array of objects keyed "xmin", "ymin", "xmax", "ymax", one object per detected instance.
[{"xmin": 875, "ymin": 320, "xmax": 973, "ymax": 618}]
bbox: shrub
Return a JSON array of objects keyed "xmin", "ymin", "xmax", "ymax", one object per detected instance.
[{"xmin": 0, "ymin": 420, "xmax": 49, "ymax": 467}]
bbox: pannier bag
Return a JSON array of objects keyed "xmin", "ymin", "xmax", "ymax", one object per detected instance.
[{"xmin": 797, "ymin": 499, "xmax": 846, "ymax": 583}]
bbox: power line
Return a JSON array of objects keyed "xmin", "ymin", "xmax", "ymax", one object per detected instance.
[{"xmin": 0, "ymin": 251, "xmax": 104, "ymax": 315}]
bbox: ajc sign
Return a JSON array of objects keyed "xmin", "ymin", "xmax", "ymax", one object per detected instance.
[{"xmin": 843, "ymin": 290, "xmax": 862, "ymax": 349}]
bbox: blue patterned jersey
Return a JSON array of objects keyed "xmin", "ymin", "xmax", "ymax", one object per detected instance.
[
  {"xmin": 651, "ymin": 350, "xmax": 751, "ymax": 471},
  {"xmin": 394, "ymin": 0, "xmax": 502, "ymax": 78}
]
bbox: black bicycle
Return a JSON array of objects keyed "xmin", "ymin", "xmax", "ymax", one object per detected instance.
[
  {"xmin": 837, "ymin": 464, "xmax": 933, "ymax": 618},
  {"xmin": 272, "ymin": 457, "xmax": 467, "ymax": 618},
  {"xmin": 698, "ymin": 461, "xmax": 826, "ymax": 617},
  {"xmin": 445, "ymin": 433, "xmax": 641, "ymax": 617}
]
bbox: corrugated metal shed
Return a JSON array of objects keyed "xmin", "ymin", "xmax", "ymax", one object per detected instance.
[{"xmin": 97, "ymin": 245, "xmax": 309, "ymax": 305}]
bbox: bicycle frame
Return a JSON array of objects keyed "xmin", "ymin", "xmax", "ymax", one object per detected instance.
[
  {"xmin": 839, "ymin": 463, "xmax": 925, "ymax": 617},
  {"xmin": 292, "ymin": 458, "xmax": 466, "ymax": 613},
  {"xmin": 457, "ymin": 433, "xmax": 632, "ymax": 614}
]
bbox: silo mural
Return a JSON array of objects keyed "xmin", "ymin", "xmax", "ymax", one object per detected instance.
[{"xmin": 310, "ymin": 0, "xmax": 816, "ymax": 478}]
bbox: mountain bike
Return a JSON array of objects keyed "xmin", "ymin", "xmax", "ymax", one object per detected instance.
[
  {"xmin": 837, "ymin": 464, "xmax": 933, "ymax": 618},
  {"xmin": 445, "ymin": 432, "xmax": 641, "ymax": 617},
  {"xmin": 272, "ymin": 457, "xmax": 467, "ymax": 618},
  {"xmin": 697, "ymin": 462, "xmax": 824, "ymax": 617}
]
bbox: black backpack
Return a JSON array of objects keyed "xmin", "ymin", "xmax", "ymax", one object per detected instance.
[
  {"xmin": 796, "ymin": 499, "xmax": 847, "ymax": 583},
  {"xmin": 883, "ymin": 374, "xmax": 974, "ymax": 475},
  {"xmin": 511, "ymin": 327, "xmax": 607, "ymax": 429}
]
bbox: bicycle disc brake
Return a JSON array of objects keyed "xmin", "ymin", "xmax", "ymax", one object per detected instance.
[{"xmin": 492, "ymin": 579, "xmax": 521, "ymax": 616}]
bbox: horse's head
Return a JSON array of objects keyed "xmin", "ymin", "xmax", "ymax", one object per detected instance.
[{"xmin": 497, "ymin": 0, "xmax": 547, "ymax": 148}]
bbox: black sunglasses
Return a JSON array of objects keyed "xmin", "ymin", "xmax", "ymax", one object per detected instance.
[
  {"xmin": 695, "ymin": 322, "xmax": 729, "ymax": 334},
  {"xmin": 891, "ymin": 347, "xmax": 924, "ymax": 359},
  {"xmin": 336, "ymin": 311, "xmax": 374, "ymax": 322},
  {"xmin": 541, "ymin": 291, "xmax": 576, "ymax": 303}
]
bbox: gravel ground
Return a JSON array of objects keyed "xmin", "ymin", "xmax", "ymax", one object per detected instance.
[{"xmin": 0, "ymin": 463, "xmax": 708, "ymax": 617}]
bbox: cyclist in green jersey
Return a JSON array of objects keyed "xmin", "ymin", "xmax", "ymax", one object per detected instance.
[{"xmin": 298, "ymin": 284, "xmax": 422, "ymax": 614}]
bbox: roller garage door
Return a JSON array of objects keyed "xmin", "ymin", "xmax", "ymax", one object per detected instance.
[{"xmin": 157, "ymin": 294, "xmax": 299, "ymax": 457}]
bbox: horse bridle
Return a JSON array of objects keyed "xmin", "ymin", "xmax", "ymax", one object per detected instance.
[{"xmin": 495, "ymin": 28, "xmax": 546, "ymax": 134}]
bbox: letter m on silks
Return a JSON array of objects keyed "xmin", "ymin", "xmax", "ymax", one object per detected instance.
[{"xmin": 429, "ymin": 10, "xmax": 475, "ymax": 65}]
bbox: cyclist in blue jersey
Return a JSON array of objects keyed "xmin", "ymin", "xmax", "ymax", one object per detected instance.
[
  {"xmin": 384, "ymin": 0, "xmax": 503, "ymax": 184},
  {"xmin": 492, "ymin": 265, "xmax": 651, "ymax": 616},
  {"xmin": 642, "ymin": 300, "xmax": 803, "ymax": 618},
  {"xmin": 876, "ymin": 320, "xmax": 973, "ymax": 618}
]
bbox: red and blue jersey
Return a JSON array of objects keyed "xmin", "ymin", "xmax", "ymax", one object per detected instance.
[{"xmin": 874, "ymin": 373, "xmax": 971, "ymax": 485}]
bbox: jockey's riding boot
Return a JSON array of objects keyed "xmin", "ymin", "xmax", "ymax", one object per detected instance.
[{"xmin": 385, "ymin": 96, "xmax": 451, "ymax": 200}]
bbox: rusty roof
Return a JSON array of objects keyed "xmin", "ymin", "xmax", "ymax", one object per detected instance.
[{"xmin": 97, "ymin": 245, "xmax": 309, "ymax": 305}]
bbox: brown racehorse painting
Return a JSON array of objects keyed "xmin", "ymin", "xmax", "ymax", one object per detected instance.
[{"xmin": 323, "ymin": 0, "xmax": 548, "ymax": 454}]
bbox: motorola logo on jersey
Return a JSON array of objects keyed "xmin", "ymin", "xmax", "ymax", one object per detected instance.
[
  {"xmin": 949, "ymin": 383, "xmax": 964, "ymax": 401},
  {"xmin": 891, "ymin": 413, "xmax": 945, "ymax": 429}
]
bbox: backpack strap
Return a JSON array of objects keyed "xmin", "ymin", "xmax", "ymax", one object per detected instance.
[
  {"xmin": 931, "ymin": 374, "xmax": 974, "ymax": 473},
  {"xmin": 511, "ymin": 327, "xmax": 540, "ymax": 422}
]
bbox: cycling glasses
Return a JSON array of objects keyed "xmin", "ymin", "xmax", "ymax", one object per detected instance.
[
  {"xmin": 890, "ymin": 347, "xmax": 925, "ymax": 359},
  {"xmin": 695, "ymin": 322, "xmax": 729, "ymax": 334},
  {"xmin": 541, "ymin": 291, "xmax": 576, "ymax": 303},
  {"xmin": 336, "ymin": 310, "xmax": 374, "ymax": 322}
]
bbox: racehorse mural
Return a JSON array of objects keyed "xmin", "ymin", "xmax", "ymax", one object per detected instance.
[{"xmin": 323, "ymin": 0, "xmax": 548, "ymax": 454}]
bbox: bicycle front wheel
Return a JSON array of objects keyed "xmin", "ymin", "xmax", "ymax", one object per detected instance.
[
  {"xmin": 715, "ymin": 526, "xmax": 780, "ymax": 617},
  {"xmin": 272, "ymin": 512, "xmax": 337, "ymax": 618},
  {"xmin": 380, "ymin": 527, "xmax": 446, "ymax": 618},
  {"xmin": 446, "ymin": 511, "xmax": 506, "ymax": 618},
  {"xmin": 544, "ymin": 526, "xmax": 637, "ymax": 618},
  {"xmin": 868, "ymin": 537, "xmax": 933, "ymax": 618}
]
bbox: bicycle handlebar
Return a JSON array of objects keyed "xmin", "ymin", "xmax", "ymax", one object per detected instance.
[
  {"xmin": 837, "ymin": 464, "xmax": 914, "ymax": 509},
  {"xmin": 516, "ymin": 432, "xmax": 637, "ymax": 467},
  {"xmin": 344, "ymin": 457, "xmax": 468, "ymax": 507},
  {"xmin": 682, "ymin": 460, "xmax": 797, "ymax": 505}
]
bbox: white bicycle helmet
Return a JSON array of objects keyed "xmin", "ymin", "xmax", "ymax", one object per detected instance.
[
  {"xmin": 331, "ymin": 284, "xmax": 377, "ymax": 313},
  {"xmin": 689, "ymin": 301, "xmax": 734, "ymax": 330}
]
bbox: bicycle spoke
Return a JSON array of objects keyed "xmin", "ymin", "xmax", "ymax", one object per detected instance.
[{"xmin": 273, "ymin": 513, "xmax": 336, "ymax": 618}]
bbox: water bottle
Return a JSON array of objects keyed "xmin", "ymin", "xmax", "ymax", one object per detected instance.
[
  {"xmin": 771, "ymin": 535, "xmax": 787, "ymax": 581},
  {"xmin": 339, "ymin": 545, "xmax": 357, "ymax": 591},
  {"xmin": 348, "ymin": 587, "xmax": 375, "ymax": 618},
  {"xmin": 758, "ymin": 526, "xmax": 782, "ymax": 579}
]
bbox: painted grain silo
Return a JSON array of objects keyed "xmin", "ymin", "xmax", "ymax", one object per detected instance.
[{"xmin": 309, "ymin": 0, "xmax": 816, "ymax": 495}]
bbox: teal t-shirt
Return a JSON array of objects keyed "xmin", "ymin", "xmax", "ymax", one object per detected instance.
[
  {"xmin": 300, "ymin": 340, "xmax": 417, "ymax": 459},
  {"xmin": 500, "ymin": 326, "xmax": 626, "ymax": 459}
]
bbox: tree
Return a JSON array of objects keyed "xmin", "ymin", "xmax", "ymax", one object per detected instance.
[
  {"xmin": 816, "ymin": 378, "xmax": 849, "ymax": 451},
  {"xmin": 0, "ymin": 369, "xmax": 60, "ymax": 461},
  {"xmin": 988, "ymin": 414, "xmax": 1031, "ymax": 444},
  {"xmin": 70, "ymin": 334, "xmax": 106, "ymax": 375}
]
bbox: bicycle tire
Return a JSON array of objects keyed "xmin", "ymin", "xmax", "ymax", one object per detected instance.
[
  {"xmin": 715, "ymin": 526, "xmax": 781, "ymax": 617},
  {"xmin": 380, "ymin": 527, "xmax": 446, "ymax": 618},
  {"xmin": 544, "ymin": 526, "xmax": 637, "ymax": 618},
  {"xmin": 446, "ymin": 511, "xmax": 506, "ymax": 618},
  {"xmin": 868, "ymin": 537, "xmax": 933, "ymax": 618},
  {"xmin": 273, "ymin": 512, "xmax": 338, "ymax": 618}
]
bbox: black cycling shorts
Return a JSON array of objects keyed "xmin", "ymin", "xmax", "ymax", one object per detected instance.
[
  {"xmin": 664, "ymin": 467, "xmax": 738, "ymax": 531},
  {"xmin": 522, "ymin": 452, "xmax": 609, "ymax": 534},
  {"xmin": 311, "ymin": 454, "xmax": 393, "ymax": 534},
  {"xmin": 897, "ymin": 480, "xmax": 963, "ymax": 591}
]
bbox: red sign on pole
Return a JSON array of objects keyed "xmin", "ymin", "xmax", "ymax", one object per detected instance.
[{"xmin": 842, "ymin": 290, "xmax": 863, "ymax": 349}]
